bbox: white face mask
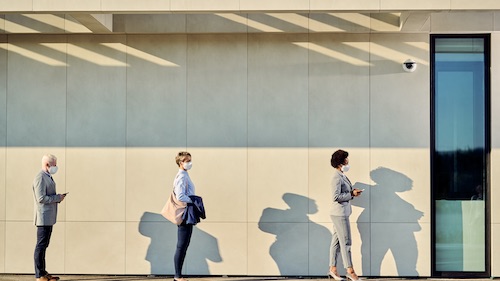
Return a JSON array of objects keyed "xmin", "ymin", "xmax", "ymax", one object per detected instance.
[
  {"xmin": 183, "ymin": 162, "xmax": 192, "ymax": 170},
  {"xmin": 341, "ymin": 164, "xmax": 350, "ymax": 173},
  {"xmin": 49, "ymin": 166, "xmax": 58, "ymax": 174}
]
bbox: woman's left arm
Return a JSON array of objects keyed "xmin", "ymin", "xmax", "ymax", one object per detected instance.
[{"xmin": 174, "ymin": 175, "xmax": 193, "ymax": 203}]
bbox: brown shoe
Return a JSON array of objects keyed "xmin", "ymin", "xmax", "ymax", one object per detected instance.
[{"xmin": 36, "ymin": 275, "xmax": 58, "ymax": 281}]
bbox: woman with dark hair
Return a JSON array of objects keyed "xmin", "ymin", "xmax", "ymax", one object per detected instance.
[{"xmin": 328, "ymin": 149, "xmax": 363, "ymax": 281}]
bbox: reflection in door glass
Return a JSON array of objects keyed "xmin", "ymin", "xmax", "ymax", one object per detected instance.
[{"xmin": 433, "ymin": 37, "xmax": 487, "ymax": 272}]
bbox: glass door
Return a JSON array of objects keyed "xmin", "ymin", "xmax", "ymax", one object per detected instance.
[{"xmin": 431, "ymin": 35, "xmax": 490, "ymax": 277}]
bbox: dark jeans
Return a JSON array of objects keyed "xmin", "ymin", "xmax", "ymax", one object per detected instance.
[
  {"xmin": 174, "ymin": 223, "xmax": 193, "ymax": 278},
  {"xmin": 34, "ymin": 226, "xmax": 53, "ymax": 278}
]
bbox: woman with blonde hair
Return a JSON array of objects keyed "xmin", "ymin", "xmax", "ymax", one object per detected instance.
[{"xmin": 172, "ymin": 151, "xmax": 195, "ymax": 281}]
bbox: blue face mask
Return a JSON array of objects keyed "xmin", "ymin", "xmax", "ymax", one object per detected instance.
[{"xmin": 49, "ymin": 166, "xmax": 58, "ymax": 174}]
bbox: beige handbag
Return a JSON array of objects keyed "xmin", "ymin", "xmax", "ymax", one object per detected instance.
[{"xmin": 161, "ymin": 190, "xmax": 187, "ymax": 225}]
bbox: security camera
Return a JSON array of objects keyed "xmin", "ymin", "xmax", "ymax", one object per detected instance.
[{"xmin": 402, "ymin": 59, "xmax": 417, "ymax": 72}]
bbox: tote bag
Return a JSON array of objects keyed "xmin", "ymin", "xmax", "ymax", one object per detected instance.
[{"xmin": 161, "ymin": 190, "xmax": 187, "ymax": 225}]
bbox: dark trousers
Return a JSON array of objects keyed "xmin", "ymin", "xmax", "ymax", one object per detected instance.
[
  {"xmin": 34, "ymin": 226, "xmax": 53, "ymax": 278},
  {"xmin": 174, "ymin": 223, "xmax": 193, "ymax": 278}
]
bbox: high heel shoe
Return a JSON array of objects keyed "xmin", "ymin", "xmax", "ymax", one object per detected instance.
[
  {"xmin": 345, "ymin": 272, "xmax": 361, "ymax": 281},
  {"xmin": 328, "ymin": 270, "xmax": 344, "ymax": 281}
]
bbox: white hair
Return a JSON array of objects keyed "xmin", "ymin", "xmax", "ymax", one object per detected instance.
[{"xmin": 42, "ymin": 154, "xmax": 57, "ymax": 166}]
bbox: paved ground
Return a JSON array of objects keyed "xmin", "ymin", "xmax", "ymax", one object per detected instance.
[{"xmin": 0, "ymin": 276, "xmax": 496, "ymax": 281}]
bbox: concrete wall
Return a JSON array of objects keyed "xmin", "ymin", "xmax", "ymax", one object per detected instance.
[
  {"xmin": 491, "ymin": 33, "xmax": 500, "ymax": 278},
  {"xmin": 0, "ymin": 32, "xmax": 434, "ymax": 277}
]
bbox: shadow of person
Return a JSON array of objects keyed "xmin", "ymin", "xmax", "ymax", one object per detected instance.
[
  {"xmin": 352, "ymin": 167, "xmax": 423, "ymax": 277},
  {"xmin": 139, "ymin": 212, "xmax": 222, "ymax": 276},
  {"xmin": 350, "ymin": 181, "xmax": 371, "ymax": 276},
  {"xmin": 258, "ymin": 193, "xmax": 331, "ymax": 275}
]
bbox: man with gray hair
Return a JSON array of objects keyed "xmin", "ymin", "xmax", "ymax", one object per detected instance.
[{"xmin": 32, "ymin": 154, "xmax": 66, "ymax": 281}]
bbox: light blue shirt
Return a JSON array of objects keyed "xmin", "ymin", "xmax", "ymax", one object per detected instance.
[{"xmin": 173, "ymin": 169, "xmax": 195, "ymax": 203}]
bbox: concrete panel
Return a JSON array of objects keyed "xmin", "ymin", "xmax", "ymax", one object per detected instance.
[
  {"xmin": 172, "ymin": 0, "xmax": 239, "ymax": 12},
  {"xmin": 186, "ymin": 14, "xmax": 248, "ymax": 33},
  {"xmin": 492, "ymin": 33, "xmax": 500, "ymax": 150},
  {"xmin": 0, "ymin": 38, "xmax": 5, "ymax": 222},
  {"xmin": 369, "ymin": 149, "xmax": 429, "ymax": 224},
  {"xmin": 4, "ymin": 14, "xmax": 66, "ymax": 33},
  {"xmin": 248, "ymin": 33, "xmax": 308, "ymax": 147},
  {"xmin": 187, "ymin": 34, "xmax": 247, "ymax": 148},
  {"xmin": 0, "ymin": 148, "xmax": 4, "ymax": 221},
  {"xmin": 113, "ymin": 15, "xmax": 186, "ymax": 33},
  {"xmin": 451, "ymin": 0, "xmax": 500, "ymax": 9},
  {"xmin": 308, "ymin": 33, "xmax": 370, "ymax": 148},
  {"xmin": 370, "ymin": 33, "xmax": 429, "ymax": 148},
  {"xmin": 353, "ymin": 222, "xmax": 370, "ymax": 276},
  {"xmin": 247, "ymin": 13, "xmax": 309, "ymax": 33},
  {"xmin": 371, "ymin": 222, "xmax": 430, "ymax": 277},
  {"xmin": 126, "ymin": 34, "xmax": 187, "ymax": 147},
  {"xmin": 496, "ymin": 12, "xmax": 500, "ymax": 31},
  {"xmin": 102, "ymin": 0, "xmax": 169, "ymax": 11},
  {"xmin": 64, "ymin": 15, "xmax": 92, "ymax": 33},
  {"xmin": 5, "ymin": 221, "xmax": 65, "ymax": 274},
  {"xmin": 310, "ymin": 0, "xmax": 380, "ymax": 11},
  {"xmin": 414, "ymin": 222, "xmax": 431, "ymax": 276},
  {"xmin": 400, "ymin": 12, "xmax": 431, "ymax": 32},
  {"xmin": 5, "ymin": 221, "xmax": 36, "ymax": 273},
  {"xmin": 0, "ymin": 222, "xmax": 3, "ymax": 273},
  {"xmin": 248, "ymin": 148, "xmax": 308, "ymax": 223},
  {"xmin": 6, "ymin": 35, "xmax": 66, "ymax": 147},
  {"xmin": 185, "ymin": 223, "xmax": 241, "ymax": 275},
  {"xmin": 6, "ymin": 148, "xmax": 66, "ymax": 222},
  {"xmin": 381, "ymin": 0, "xmax": 450, "ymax": 10},
  {"xmin": 125, "ymin": 148, "xmax": 181, "ymax": 222},
  {"xmin": 240, "ymin": 0, "xmax": 309, "ymax": 12},
  {"xmin": 186, "ymin": 148, "xmax": 247, "ymax": 222},
  {"xmin": 34, "ymin": 0, "xmax": 101, "ymax": 11},
  {"xmin": 0, "ymin": 15, "xmax": 4, "ymax": 33},
  {"xmin": 66, "ymin": 35, "xmax": 126, "ymax": 147},
  {"xmin": 308, "ymin": 13, "xmax": 371, "ymax": 33},
  {"xmin": 493, "ymin": 224, "xmax": 500, "ymax": 277},
  {"xmin": 69, "ymin": 14, "xmax": 112, "ymax": 33},
  {"xmin": 431, "ymin": 12, "xmax": 494, "ymax": 32},
  {"xmin": 308, "ymin": 222, "xmax": 333, "ymax": 275},
  {"xmin": 65, "ymin": 222, "xmax": 125, "ymax": 274},
  {"xmin": 65, "ymin": 148, "xmax": 125, "ymax": 221},
  {"xmin": 0, "ymin": 37, "xmax": 5, "ymax": 147},
  {"xmin": 248, "ymin": 222, "xmax": 308, "ymax": 275},
  {"xmin": 307, "ymin": 149, "xmax": 334, "ymax": 224},
  {"xmin": 126, "ymin": 219, "xmax": 176, "ymax": 275},
  {"xmin": 0, "ymin": 0, "xmax": 33, "ymax": 12},
  {"xmin": 492, "ymin": 149, "xmax": 500, "ymax": 224},
  {"xmin": 370, "ymin": 13, "xmax": 401, "ymax": 32},
  {"xmin": 308, "ymin": 148, "xmax": 371, "ymax": 224}
]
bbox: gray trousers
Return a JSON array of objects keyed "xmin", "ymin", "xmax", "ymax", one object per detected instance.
[{"xmin": 329, "ymin": 215, "xmax": 353, "ymax": 268}]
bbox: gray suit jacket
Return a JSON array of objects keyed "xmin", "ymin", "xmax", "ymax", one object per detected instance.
[
  {"xmin": 33, "ymin": 170, "xmax": 61, "ymax": 226},
  {"xmin": 330, "ymin": 169, "xmax": 353, "ymax": 217}
]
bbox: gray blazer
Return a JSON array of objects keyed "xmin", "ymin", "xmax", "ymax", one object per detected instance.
[
  {"xmin": 33, "ymin": 170, "xmax": 61, "ymax": 226},
  {"xmin": 330, "ymin": 169, "xmax": 353, "ymax": 217}
]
